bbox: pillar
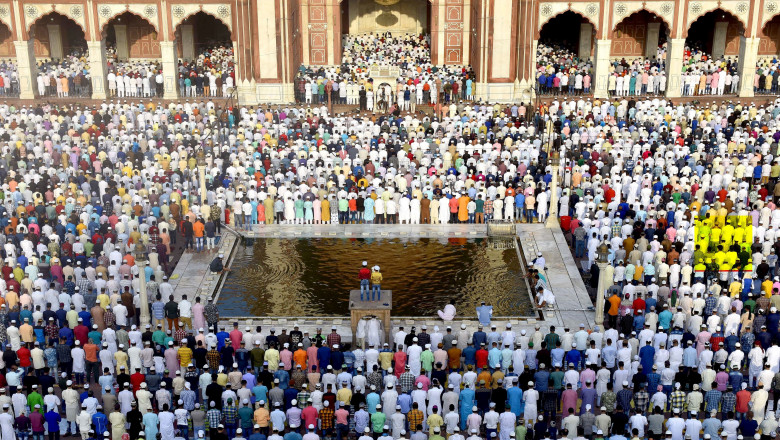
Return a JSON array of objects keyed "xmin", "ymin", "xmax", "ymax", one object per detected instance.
[
  {"xmin": 160, "ymin": 41, "xmax": 179, "ymax": 99},
  {"xmin": 114, "ymin": 24, "xmax": 129, "ymax": 60},
  {"xmin": 712, "ymin": 22, "xmax": 729, "ymax": 60},
  {"xmin": 47, "ymin": 24, "xmax": 63, "ymax": 60},
  {"xmin": 545, "ymin": 162, "xmax": 560, "ymax": 228},
  {"xmin": 180, "ymin": 24, "xmax": 195, "ymax": 60},
  {"xmin": 738, "ymin": 36, "xmax": 759, "ymax": 97},
  {"xmin": 87, "ymin": 40, "xmax": 108, "ymax": 100},
  {"xmin": 13, "ymin": 40, "xmax": 36, "ymax": 99},
  {"xmin": 593, "ymin": 39, "xmax": 611, "ymax": 99},
  {"xmin": 579, "ymin": 23, "xmax": 593, "ymax": 60},
  {"xmin": 645, "ymin": 23, "xmax": 661, "ymax": 59},
  {"xmin": 198, "ymin": 165, "xmax": 207, "ymax": 204},
  {"xmin": 665, "ymin": 38, "xmax": 685, "ymax": 98},
  {"xmin": 595, "ymin": 260, "xmax": 608, "ymax": 326}
]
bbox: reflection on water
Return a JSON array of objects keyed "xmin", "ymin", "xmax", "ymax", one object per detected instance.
[{"xmin": 218, "ymin": 237, "xmax": 531, "ymax": 317}]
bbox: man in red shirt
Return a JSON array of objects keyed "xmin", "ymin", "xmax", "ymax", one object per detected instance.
[
  {"xmin": 475, "ymin": 343, "xmax": 489, "ymax": 370},
  {"xmin": 358, "ymin": 261, "xmax": 370, "ymax": 301}
]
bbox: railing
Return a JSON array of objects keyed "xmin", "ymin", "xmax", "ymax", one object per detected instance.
[
  {"xmin": 486, "ymin": 219, "xmax": 516, "ymax": 237},
  {"xmin": 368, "ymin": 65, "xmax": 400, "ymax": 79}
]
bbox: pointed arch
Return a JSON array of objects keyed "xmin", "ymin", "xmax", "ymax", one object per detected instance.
[
  {"xmin": 685, "ymin": 8, "xmax": 745, "ymax": 56},
  {"xmin": 684, "ymin": 7, "xmax": 746, "ymax": 39},
  {"xmin": 171, "ymin": 10, "xmax": 233, "ymax": 42},
  {"xmin": 536, "ymin": 10, "xmax": 598, "ymax": 41},
  {"xmin": 100, "ymin": 10, "xmax": 159, "ymax": 36},
  {"xmin": 611, "ymin": 9, "xmax": 672, "ymax": 36},
  {"xmin": 28, "ymin": 11, "xmax": 87, "ymax": 59},
  {"xmin": 610, "ymin": 9, "xmax": 670, "ymax": 58},
  {"xmin": 28, "ymin": 11, "xmax": 86, "ymax": 36},
  {"xmin": 759, "ymin": 13, "xmax": 780, "ymax": 56}
]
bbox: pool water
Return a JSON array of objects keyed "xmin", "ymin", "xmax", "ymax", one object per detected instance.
[{"xmin": 217, "ymin": 237, "xmax": 532, "ymax": 316}]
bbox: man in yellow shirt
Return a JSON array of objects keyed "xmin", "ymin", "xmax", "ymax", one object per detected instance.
[{"xmin": 370, "ymin": 266, "xmax": 383, "ymax": 301}]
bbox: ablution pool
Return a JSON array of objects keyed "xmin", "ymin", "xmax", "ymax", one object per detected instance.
[{"xmin": 217, "ymin": 237, "xmax": 532, "ymax": 317}]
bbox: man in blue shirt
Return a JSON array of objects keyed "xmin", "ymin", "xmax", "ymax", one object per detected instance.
[{"xmin": 476, "ymin": 303, "xmax": 492, "ymax": 327}]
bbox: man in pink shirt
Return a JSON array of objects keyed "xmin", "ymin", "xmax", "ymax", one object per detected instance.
[{"xmin": 335, "ymin": 406, "xmax": 349, "ymax": 439}]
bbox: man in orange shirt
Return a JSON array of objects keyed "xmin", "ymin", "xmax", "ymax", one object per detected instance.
[
  {"xmin": 607, "ymin": 292, "xmax": 622, "ymax": 329},
  {"xmin": 84, "ymin": 337, "xmax": 100, "ymax": 383},
  {"xmin": 193, "ymin": 217, "xmax": 205, "ymax": 253}
]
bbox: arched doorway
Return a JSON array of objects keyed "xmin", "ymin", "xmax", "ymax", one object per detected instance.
[
  {"xmin": 175, "ymin": 12, "xmax": 233, "ymax": 98},
  {"xmin": 539, "ymin": 11, "xmax": 595, "ymax": 57},
  {"xmin": 0, "ymin": 22, "xmax": 17, "ymax": 97},
  {"xmin": 536, "ymin": 11, "xmax": 596, "ymax": 96},
  {"xmin": 759, "ymin": 15, "xmax": 780, "ymax": 57},
  {"xmin": 29, "ymin": 12, "xmax": 89, "ymax": 97},
  {"xmin": 104, "ymin": 12, "xmax": 160, "ymax": 61},
  {"xmin": 338, "ymin": 0, "xmax": 433, "ymax": 70},
  {"xmin": 686, "ymin": 9, "xmax": 744, "ymax": 59},
  {"xmin": 611, "ymin": 10, "xmax": 669, "ymax": 61},
  {"xmin": 375, "ymin": 81, "xmax": 393, "ymax": 113},
  {"xmin": 102, "ymin": 12, "xmax": 162, "ymax": 98},
  {"xmin": 756, "ymin": 15, "xmax": 780, "ymax": 94},
  {"xmin": 340, "ymin": 0, "xmax": 430, "ymax": 36}
]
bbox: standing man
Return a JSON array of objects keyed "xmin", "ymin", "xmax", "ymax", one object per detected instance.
[{"xmin": 359, "ymin": 262, "xmax": 370, "ymax": 301}]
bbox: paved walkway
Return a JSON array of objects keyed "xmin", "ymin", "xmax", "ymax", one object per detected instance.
[{"xmin": 167, "ymin": 231, "xmax": 239, "ymax": 302}]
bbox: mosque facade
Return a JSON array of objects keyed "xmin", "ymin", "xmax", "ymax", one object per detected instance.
[{"xmin": 3, "ymin": 0, "xmax": 780, "ymax": 104}]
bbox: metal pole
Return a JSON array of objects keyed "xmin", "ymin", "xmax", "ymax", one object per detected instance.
[
  {"xmin": 595, "ymin": 261, "xmax": 608, "ymax": 327},
  {"xmin": 545, "ymin": 162, "xmax": 560, "ymax": 228},
  {"xmin": 198, "ymin": 164, "xmax": 207, "ymax": 205},
  {"xmin": 138, "ymin": 260, "xmax": 150, "ymax": 328}
]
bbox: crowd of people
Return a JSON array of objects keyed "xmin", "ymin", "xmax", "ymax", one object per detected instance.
[
  {"xmin": 295, "ymin": 33, "xmax": 476, "ymax": 107},
  {"xmin": 35, "ymin": 51, "xmax": 92, "ymax": 98},
  {"xmin": 105, "ymin": 48, "xmax": 164, "ymax": 98},
  {"xmin": 753, "ymin": 59, "xmax": 780, "ymax": 95},
  {"xmin": 0, "ymin": 86, "xmax": 779, "ymax": 440},
  {"xmin": 177, "ymin": 44, "xmax": 235, "ymax": 98},
  {"xmin": 678, "ymin": 47, "xmax": 739, "ymax": 96},
  {"xmin": 3, "ymin": 16, "xmax": 780, "ymax": 440},
  {"xmin": 535, "ymin": 44, "xmax": 594, "ymax": 96},
  {"xmin": 0, "ymin": 60, "xmax": 20, "ymax": 97},
  {"xmin": 534, "ymin": 42, "xmax": 748, "ymax": 97}
]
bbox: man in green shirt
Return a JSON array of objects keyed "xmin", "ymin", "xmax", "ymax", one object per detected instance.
[
  {"xmin": 475, "ymin": 195, "xmax": 485, "ymax": 224},
  {"xmin": 371, "ymin": 405, "xmax": 386, "ymax": 434}
]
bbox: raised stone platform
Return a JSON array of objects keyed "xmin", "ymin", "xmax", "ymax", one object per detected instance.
[{"xmin": 349, "ymin": 290, "xmax": 392, "ymax": 347}]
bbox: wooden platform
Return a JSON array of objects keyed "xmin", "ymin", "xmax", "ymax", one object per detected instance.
[{"xmin": 349, "ymin": 290, "xmax": 392, "ymax": 348}]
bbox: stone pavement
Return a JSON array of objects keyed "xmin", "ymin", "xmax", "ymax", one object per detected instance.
[
  {"xmin": 167, "ymin": 230, "xmax": 240, "ymax": 302},
  {"xmin": 517, "ymin": 224, "xmax": 595, "ymax": 329},
  {"xmin": 170, "ymin": 222, "xmax": 595, "ymax": 340},
  {"xmin": 245, "ymin": 223, "xmax": 486, "ymax": 238}
]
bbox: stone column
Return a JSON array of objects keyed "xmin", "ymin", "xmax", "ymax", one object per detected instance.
[
  {"xmin": 160, "ymin": 41, "xmax": 179, "ymax": 99},
  {"xmin": 13, "ymin": 40, "xmax": 37, "ymax": 99},
  {"xmin": 595, "ymin": 260, "xmax": 608, "ymax": 327},
  {"xmin": 137, "ymin": 259, "xmax": 150, "ymax": 328},
  {"xmin": 114, "ymin": 24, "xmax": 129, "ymax": 60},
  {"xmin": 198, "ymin": 164, "xmax": 207, "ymax": 204},
  {"xmin": 579, "ymin": 23, "xmax": 593, "ymax": 60},
  {"xmin": 711, "ymin": 22, "xmax": 729, "ymax": 60},
  {"xmin": 593, "ymin": 39, "xmax": 611, "ymax": 99},
  {"xmin": 738, "ymin": 36, "xmax": 759, "ymax": 98},
  {"xmin": 545, "ymin": 162, "xmax": 560, "ymax": 228},
  {"xmin": 665, "ymin": 38, "xmax": 685, "ymax": 98},
  {"xmin": 87, "ymin": 40, "xmax": 109, "ymax": 100},
  {"xmin": 47, "ymin": 24, "xmax": 63, "ymax": 60},
  {"xmin": 180, "ymin": 24, "xmax": 195, "ymax": 60},
  {"xmin": 645, "ymin": 23, "xmax": 660, "ymax": 59}
]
